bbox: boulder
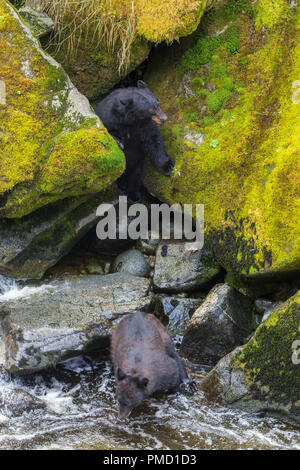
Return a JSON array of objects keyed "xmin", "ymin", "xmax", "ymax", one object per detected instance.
[
  {"xmin": 19, "ymin": 6, "xmax": 54, "ymax": 37},
  {"xmin": 36, "ymin": 0, "xmax": 212, "ymax": 99},
  {"xmin": 154, "ymin": 295, "xmax": 203, "ymax": 334},
  {"xmin": 0, "ymin": 273, "xmax": 151, "ymax": 374},
  {"xmin": 199, "ymin": 291, "xmax": 300, "ymax": 423},
  {"xmin": 136, "ymin": 235, "xmax": 160, "ymax": 256},
  {"xmin": 143, "ymin": 0, "xmax": 300, "ymax": 293},
  {"xmin": 112, "ymin": 249, "xmax": 150, "ymax": 278},
  {"xmin": 0, "ymin": 0, "xmax": 124, "ymax": 218},
  {"xmin": 153, "ymin": 241, "xmax": 221, "ymax": 293},
  {"xmin": 180, "ymin": 283, "xmax": 254, "ymax": 366},
  {"xmin": 0, "ymin": 188, "xmax": 117, "ymax": 279},
  {"xmin": 254, "ymin": 298, "xmax": 283, "ymax": 322}
]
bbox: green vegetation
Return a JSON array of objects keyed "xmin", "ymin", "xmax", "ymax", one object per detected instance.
[
  {"xmin": 231, "ymin": 292, "xmax": 300, "ymax": 415},
  {"xmin": 144, "ymin": 0, "xmax": 300, "ymax": 281},
  {"xmin": 0, "ymin": 0, "xmax": 125, "ymax": 218}
]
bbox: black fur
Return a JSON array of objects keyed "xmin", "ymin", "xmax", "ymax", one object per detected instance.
[{"xmin": 95, "ymin": 81, "xmax": 175, "ymax": 202}]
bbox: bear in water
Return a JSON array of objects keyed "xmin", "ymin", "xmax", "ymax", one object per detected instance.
[
  {"xmin": 95, "ymin": 81, "xmax": 175, "ymax": 202},
  {"xmin": 111, "ymin": 311, "xmax": 196, "ymax": 420}
]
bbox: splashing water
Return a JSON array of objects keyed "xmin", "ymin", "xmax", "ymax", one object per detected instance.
[
  {"xmin": 0, "ymin": 276, "xmax": 299, "ymax": 450},
  {"xmin": 0, "ymin": 275, "xmax": 56, "ymax": 302},
  {"xmin": 0, "ymin": 356, "xmax": 299, "ymax": 450}
]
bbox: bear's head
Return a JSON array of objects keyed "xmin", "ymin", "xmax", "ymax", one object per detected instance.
[{"xmin": 117, "ymin": 81, "xmax": 167, "ymax": 125}]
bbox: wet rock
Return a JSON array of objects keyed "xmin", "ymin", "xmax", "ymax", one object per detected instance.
[
  {"xmin": 0, "ymin": 274, "xmax": 151, "ymax": 374},
  {"xmin": 137, "ymin": 235, "xmax": 160, "ymax": 256},
  {"xmin": 180, "ymin": 284, "xmax": 255, "ymax": 366},
  {"xmin": 254, "ymin": 298, "xmax": 283, "ymax": 322},
  {"xmin": 198, "ymin": 347, "xmax": 247, "ymax": 403},
  {"xmin": 143, "ymin": 1, "xmax": 300, "ymax": 291},
  {"xmin": 153, "ymin": 241, "xmax": 221, "ymax": 293},
  {"xmin": 113, "ymin": 249, "xmax": 150, "ymax": 278},
  {"xmin": 0, "ymin": 190, "xmax": 116, "ymax": 279},
  {"xmin": 19, "ymin": 6, "xmax": 54, "ymax": 37},
  {"xmin": 199, "ymin": 291, "xmax": 300, "ymax": 423},
  {"xmin": 0, "ymin": 388, "xmax": 46, "ymax": 417},
  {"xmin": 85, "ymin": 259, "xmax": 104, "ymax": 275},
  {"xmin": 0, "ymin": 1, "xmax": 124, "ymax": 218},
  {"xmin": 80, "ymin": 202, "xmax": 135, "ymax": 256},
  {"xmin": 154, "ymin": 296, "xmax": 203, "ymax": 335}
]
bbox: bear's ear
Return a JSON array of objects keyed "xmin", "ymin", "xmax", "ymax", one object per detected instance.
[
  {"xmin": 137, "ymin": 80, "xmax": 147, "ymax": 89},
  {"xmin": 120, "ymin": 98, "xmax": 133, "ymax": 108}
]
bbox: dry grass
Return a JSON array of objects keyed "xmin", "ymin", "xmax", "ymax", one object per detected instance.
[
  {"xmin": 42, "ymin": 0, "xmax": 203, "ymax": 74},
  {"xmin": 44, "ymin": 0, "xmax": 137, "ymax": 75}
]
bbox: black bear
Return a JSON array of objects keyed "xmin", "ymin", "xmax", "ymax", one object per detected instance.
[
  {"xmin": 95, "ymin": 81, "xmax": 175, "ymax": 202},
  {"xmin": 111, "ymin": 311, "xmax": 196, "ymax": 420}
]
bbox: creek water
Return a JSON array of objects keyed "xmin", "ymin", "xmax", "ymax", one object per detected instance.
[{"xmin": 0, "ymin": 276, "xmax": 299, "ymax": 450}]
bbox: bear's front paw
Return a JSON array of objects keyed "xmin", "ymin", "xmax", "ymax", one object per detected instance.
[{"xmin": 163, "ymin": 158, "xmax": 175, "ymax": 177}]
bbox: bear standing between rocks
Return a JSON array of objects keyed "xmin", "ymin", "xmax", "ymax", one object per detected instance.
[
  {"xmin": 111, "ymin": 311, "xmax": 197, "ymax": 420},
  {"xmin": 95, "ymin": 81, "xmax": 175, "ymax": 202}
]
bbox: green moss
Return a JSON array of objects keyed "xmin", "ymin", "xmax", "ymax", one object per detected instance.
[
  {"xmin": 206, "ymin": 88, "xmax": 232, "ymax": 113},
  {"xmin": 136, "ymin": 0, "xmax": 207, "ymax": 43},
  {"xmin": 44, "ymin": 28, "xmax": 149, "ymax": 101},
  {"xmin": 144, "ymin": 0, "xmax": 300, "ymax": 282},
  {"xmin": 224, "ymin": 0, "xmax": 254, "ymax": 20},
  {"xmin": 224, "ymin": 25, "xmax": 240, "ymax": 54},
  {"xmin": 180, "ymin": 36, "xmax": 221, "ymax": 75},
  {"xmin": 0, "ymin": 1, "xmax": 125, "ymax": 218},
  {"xmin": 203, "ymin": 116, "xmax": 216, "ymax": 126},
  {"xmin": 255, "ymin": 0, "xmax": 288, "ymax": 30},
  {"xmin": 182, "ymin": 110, "xmax": 199, "ymax": 123},
  {"xmin": 231, "ymin": 292, "xmax": 300, "ymax": 413}
]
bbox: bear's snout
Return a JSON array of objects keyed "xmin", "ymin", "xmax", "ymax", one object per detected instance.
[{"xmin": 152, "ymin": 109, "xmax": 167, "ymax": 125}]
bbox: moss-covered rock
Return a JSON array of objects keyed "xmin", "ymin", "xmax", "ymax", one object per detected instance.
[
  {"xmin": 33, "ymin": 0, "xmax": 214, "ymax": 99},
  {"xmin": 200, "ymin": 291, "xmax": 300, "ymax": 423},
  {"xmin": 143, "ymin": 0, "xmax": 300, "ymax": 291},
  {"xmin": 0, "ymin": 0, "xmax": 125, "ymax": 218},
  {"xmin": 19, "ymin": 5, "xmax": 53, "ymax": 37},
  {"xmin": 135, "ymin": 0, "xmax": 210, "ymax": 43},
  {"xmin": 45, "ymin": 31, "xmax": 150, "ymax": 101}
]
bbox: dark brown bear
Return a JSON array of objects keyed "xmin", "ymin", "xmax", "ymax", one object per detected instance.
[{"xmin": 111, "ymin": 311, "xmax": 196, "ymax": 420}]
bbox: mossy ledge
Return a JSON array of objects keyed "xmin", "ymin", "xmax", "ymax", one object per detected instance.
[{"xmin": 0, "ymin": 0, "xmax": 125, "ymax": 218}]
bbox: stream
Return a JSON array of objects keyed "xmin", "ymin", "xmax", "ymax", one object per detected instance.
[{"xmin": 0, "ymin": 276, "xmax": 299, "ymax": 450}]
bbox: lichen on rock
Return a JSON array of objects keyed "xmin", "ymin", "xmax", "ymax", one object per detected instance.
[
  {"xmin": 0, "ymin": 0, "xmax": 125, "ymax": 218},
  {"xmin": 143, "ymin": 0, "xmax": 300, "ymax": 289}
]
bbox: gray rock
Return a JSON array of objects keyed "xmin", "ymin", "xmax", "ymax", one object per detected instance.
[
  {"xmin": 0, "ymin": 190, "xmax": 116, "ymax": 279},
  {"xmin": 199, "ymin": 293, "xmax": 300, "ymax": 423},
  {"xmin": 85, "ymin": 259, "xmax": 104, "ymax": 275},
  {"xmin": 198, "ymin": 347, "xmax": 248, "ymax": 403},
  {"xmin": 81, "ymin": 202, "xmax": 135, "ymax": 256},
  {"xmin": 0, "ymin": 388, "xmax": 46, "ymax": 417},
  {"xmin": 113, "ymin": 249, "xmax": 150, "ymax": 278},
  {"xmin": 180, "ymin": 284, "xmax": 255, "ymax": 366},
  {"xmin": 25, "ymin": 0, "xmax": 45, "ymax": 11},
  {"xmin": 154, "ymin": 296, "xmax": 203, "ymax": 335},
  {"xmin": 136, "ymin": 235, "xmax": 160, "ymax": 255},
  {"xmin": 0, "ymin": 273, "xmax": 151, "ymax": 374},
  {"xmin": 153, "ymin": 241, "xmax": 221, "ymax": 293},
  {"xmin": 254, "ymin": 298, "xmax": 283, "ymax": 322},
  {"xmin": 19, "ymin": 6, "xmax": 54, "ymax": 38}
]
